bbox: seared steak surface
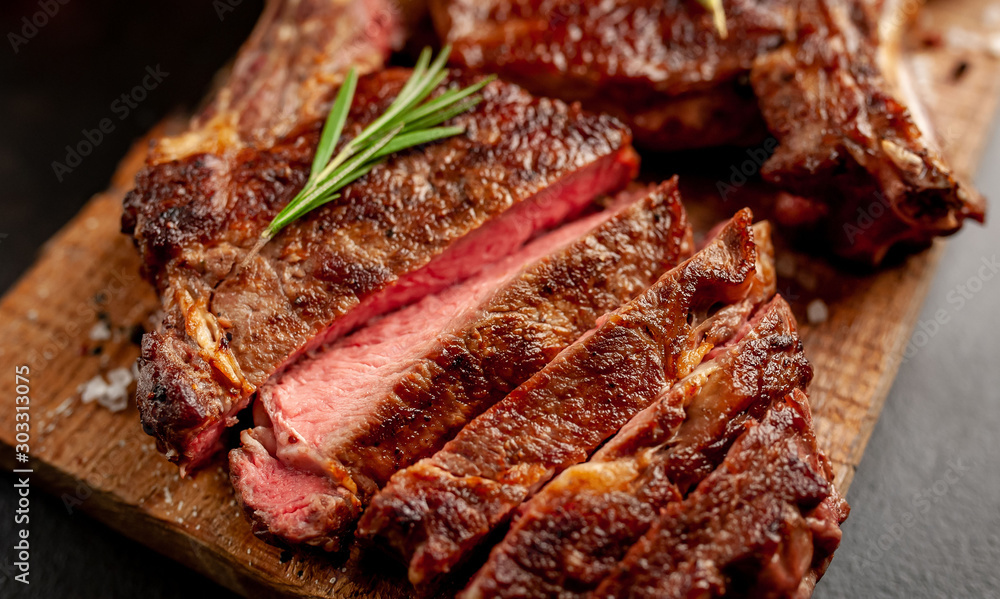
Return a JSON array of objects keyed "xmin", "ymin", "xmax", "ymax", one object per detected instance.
[
  {"xmin": 124, "ymin": 67, "xmax": 639, "ymax": 471},
  {"xmin": 432, "ymin": 0, "xmax": 986, "ymax": 262},
  {"xmin": 460, "ymin": 296, "xmax": 812, "ymax": 598},
  {"xmin": 431, "ymin": 0, "xmax": 790, "ymax": 150},
  {"xmin": 594, "ymin": 390, "xmax": 848, "ymax": 598},
  {"xmin": 230, "ymin": 181, "xmax": 693, "ymax": 551},
  {"xmin": 358, "ymin": 209, "xmax": 770, "ymax": 587}
]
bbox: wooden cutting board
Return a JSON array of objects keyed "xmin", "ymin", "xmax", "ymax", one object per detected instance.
[{"xmin": 1, "ymin": 1, "xmax": 998, "ymax": 597}]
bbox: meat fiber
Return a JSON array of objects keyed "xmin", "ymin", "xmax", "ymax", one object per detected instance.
[
  {"xmin": 358, "ymin": 210, "xmax": 775, "ymax": 587},
  {"xmin": 460, "ymin": 296, "xmax": 812, "ymax": 599},
  {"xmin": 229, "ymin": 180, "xmax": 693, "ymax": 551},
  {"xmin": 431, "ymin": 0, "xmax": 985, "ymax": 263},
  {"xmin": 594, "ymin": 390, "xmax": 849, "ymax": 599},
  {"xmin": 124, "ymin": 65, "xmax": 639, "ymax": 472}
]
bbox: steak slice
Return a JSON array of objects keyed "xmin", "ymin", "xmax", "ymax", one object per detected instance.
[
  {"xmin": 358, "ymin": 209, "xmax": 774, "ymax": 587},
  {"xmin": 594, "ymin": 390, "xmax": 849, "ymax": 599},
  {"xmin": 125, "ymin": 67, "xmax": 639, "ymax": 472},
  {"xmin": 460, "ymin": 296, "xmax": 811, "ymax": 599},
  {"xmin": 229, "ymin": 180, "xmax": 693, "ymax": 551},
  {"xmin": 432, "ymin": 0, "xmax": 985, "ymax": 263}
]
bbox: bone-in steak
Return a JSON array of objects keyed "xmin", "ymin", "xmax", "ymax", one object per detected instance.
[
  {"xmin": 124, "ymin": 67, "xmax": 639, "ymax": 472},
  {"xmin": 460, "ymin": 296, "xmax": 812, "ymax": 599},
  {"xmin": 431, "ymin": 0, "xmax": 985, "ymax": 263},
  {"xmin": 358, "ymin": 209, "xmax": 775, "ymax": 587},
  {"xmin": 229, "ymin": 180, "xmax": 692, "ymax": 551},
  {"xmin": 594, "ymin": 390, "xmax": 849, "ymax": 599}
]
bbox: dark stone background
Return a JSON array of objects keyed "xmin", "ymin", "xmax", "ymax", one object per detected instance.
[{"xmin": 1, "ymin": 2, "xmax": 997, "ymax": 597}]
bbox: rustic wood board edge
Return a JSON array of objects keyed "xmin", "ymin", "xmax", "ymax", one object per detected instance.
[{"xmin": 2, "ymin": 1, "xmax": 998, "ymax": 597}]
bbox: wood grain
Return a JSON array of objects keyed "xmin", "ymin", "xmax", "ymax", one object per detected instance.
[{"xmin": 1, "ymin": 1, "xmax": 998, "ymax": 597}]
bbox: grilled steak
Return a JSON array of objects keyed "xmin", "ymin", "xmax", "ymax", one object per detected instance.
[
  {"xmin": 594, "ymin": 390, "xmax": 849, "ymax": 599},
  {"xmin": 124, "ymin": 65, "xmax": 639, "ymax": 471},
  {"xmin": 358, "ymin": 209, "xmax": 775, "ymax": 587},
  {"xmin": 460, "ymin": 296, "xmax": 811, "ymax": 599},
  {"xmin": 430, "ymin": 0, "xmax": 787, "ymax": 150},
  {"xmin": 229, "ymin": 180, "xmax": 693, "ymax": 551},
  {"xmin": 432, "ymin": 0, "xmax": 985, "ymax": 263}
]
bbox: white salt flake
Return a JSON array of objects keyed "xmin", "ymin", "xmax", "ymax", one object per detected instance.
[
  {"xmin": 807, "ymin": 299, "xmax": 829, "ymax": 325},
  {"xmin": 989, "ymin": 34, "xmax": 1000, "ymax": 58},
  {"xmin": 88, "ymin": 321, "xmax": 112, "ymax": 342},
  {"xmin": 26, "ymin": 309, "xmax": 38, "ymax": 321},
  {"xmin": 163, "ymin": 487, "xmax": 173, "ymax": 505},
  {"xmin": 54, "ymin": 397, "xmax": 75, "ymax": 416},
  {"xmin": 984, "ymin": 4, "xmax": 1000, "ymax": 26},
  {"xmin": 78, "ymin": 367, "xmax": 134, "ymax": 413}
]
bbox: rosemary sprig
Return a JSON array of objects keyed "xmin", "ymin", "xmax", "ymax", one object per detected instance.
[
  {"xmin": 239, "ymin": 46, "xmax": 494, "ymax": 269},
  {"xmin": 696, "ymin": 0, "xmax": 728, "ymax": 38}
]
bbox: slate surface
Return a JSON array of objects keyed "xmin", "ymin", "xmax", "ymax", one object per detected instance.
[{"xmin": 1, "ymin": 2, "xmax": 997, "ymax": 598}]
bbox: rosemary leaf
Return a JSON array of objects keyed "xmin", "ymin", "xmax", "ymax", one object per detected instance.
[
  {"xmin": 310, "ymin": 67, "xmax": 357, "ymax": 178},
  {"xmin": 240, "ymin": 45, "xmax": 488, "ymax": 270}
]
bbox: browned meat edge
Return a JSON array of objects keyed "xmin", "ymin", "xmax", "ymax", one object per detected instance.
[
  {"xmin": 229, "ymin": 179, "xmax": 693, "ymax": 551},
  {"xmin": 594, "ymin": 390, "xmax": 849, "ymax": 598},
  {"xmin": 125, "ymin": 69, "xmax": 639, "ymax": 471},
  {"xmin": 357, "ymin": 209, "xmax": 766, "ymax": 587},
  {"xmin": 431, "ymin": 0, "xmax": 986, "ymax": 263},
  {"xmin": 460, "ymin": 296, "xmax": 813, "ymax": 598}
]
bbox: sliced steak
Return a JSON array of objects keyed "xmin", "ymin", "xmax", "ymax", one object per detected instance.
[
  {"xmin": 594, "ymin": 390, "xmax": 849, "ymax": 599},
  {"xmin": 125, "ymin": 66, "xmax": 639, "ymax": 472},
  {"xmin": 229, "ymin": 180, "xmax": 693, "ymax": 551},
  {"xmin": 432, "ymin": 0, "xmax": 985, "ymax": 263},
  {"xmin": 358, "ymin": 209, "xmax": 774, "ymax": 587},
  {"xmin": 460, "ymin": 296, "xmax": 811, "ymax": 599}
]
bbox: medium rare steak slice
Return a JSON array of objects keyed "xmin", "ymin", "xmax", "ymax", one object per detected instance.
[
  {"xmin": 125, "ymin": 66, "xmax": 639, "ymax": 472},
  {"xmin": 229, "ymin": 180, "xmax": 693, "ymax": 551},
  {"xmin": 358, "ymin": 209, "xmax": 773, "ymax": 587},
  {"xmin": 594, "ymin": 390, "xmax": 849, "ymax": 599},
  {"xmin": 432, "ymin": 0, "xmax": 985, "ymax": 263},
  {"xmin": 460, "ymin": 296, "xmax": 811, "ymax": 599}
]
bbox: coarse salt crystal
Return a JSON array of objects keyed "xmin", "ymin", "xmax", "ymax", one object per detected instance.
[
  {"xmin": 89, "ymin": 321, "xmax": 112, "ymax": 342},
  {"xmin": 807, "ymin": 299, "xmax": 829, "ymax": 324},
  {"xmin": 78, "ymin": 367, "xmax": 134, "ymax": 413}
]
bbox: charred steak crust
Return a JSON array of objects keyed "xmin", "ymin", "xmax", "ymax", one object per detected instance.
[
  {"xmin": 230, "ymin": 179, "xmax": 693, "ymax": 552},
  {"xmin": 432, "ymin": 0, "xmax": 986, "ymax": 263},
  {"xmin": 318, "ymin": 180, "xmax": 693, "ymax": 491},
  {"xmin": 126, "ymin": 69, "xmax": 639, "ymax": 470},
  {"xmin": 357, "ymin": 209, "xmax": 763, "ymax": 587},
  {"xmin": 460, "ymin": 296, "xmax": 813, "ymax": 599},
  {"xmin": 431, "ymin": 0, "xmax": 791, "ymax": 150},
  {"xmin": 594, "ymin": 390, "xmax": 849, "ymax": 599},
  {"xmin": 750, "ymin": 0, "xmax": 986, "ymax": 262}
]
